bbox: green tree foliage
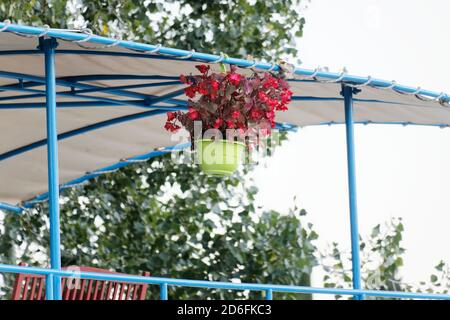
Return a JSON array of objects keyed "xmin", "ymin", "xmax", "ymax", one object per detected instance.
[
  {"xmin": 322, "ymin": 218, "xmax": 408, "ymax": 299},
  {"xmin": 1, "ymin": 154, "xmax": 318, "ymax": 299},
  {"xmin": 321, "ymin": 217, "xmax": 450, "ymax": 299},
  {"xmin": 0, "ymin": 1, "xmax": 313, "ymax": 299}
]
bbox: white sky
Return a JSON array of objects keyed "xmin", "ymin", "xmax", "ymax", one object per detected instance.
[{"xmin": 253, "ymin": 0, "xmax": 450, "ymax": 288}]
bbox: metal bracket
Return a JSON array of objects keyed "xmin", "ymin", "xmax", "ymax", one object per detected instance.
[
  {"xmin": 37, "ymin": 37, "xmax": 59, "ymax": 51},
  {"xmin": 340, "ymin": 84, "xmax": 361, "ymax": 96}
]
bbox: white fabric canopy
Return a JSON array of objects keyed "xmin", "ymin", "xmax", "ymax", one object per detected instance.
[{"xmin": 0, "ymin": 24, "xmax": 449, "ymax": 208}]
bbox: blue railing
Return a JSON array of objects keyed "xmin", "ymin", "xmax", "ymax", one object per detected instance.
[{"xmin": 1, "ymin": 263, "xmax": 450, "ymax": 300}]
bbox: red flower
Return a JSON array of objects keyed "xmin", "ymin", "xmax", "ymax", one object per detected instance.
[
  {"xmin": 197, "ymin": 82, "xmax": 208, "ymax": 95},
  {"xmin": 211, "ymin": 79, "xmax": 220, "ymax": 91},
  {"xmin": 266, "ymin": 110, "xmax": 275, "ymax": 121},
  {"xmin": 258, "ymin": 91, "xmax": 268, "ymax": 103},
  {"xmin": 167, "ymin": 111, "xmax": 176, "ymax": 121},
  {"xmin": 281, "ymin": 88, "xmax": 293, "ymax": 104},
  {"xmin": 263, "ymin": 75, "xmax": 279, "ymax": 89},
  {"xmin": 250, "ymin": 108, "xmax": 263, "ymax": 120},
  {"xmin": 228, "ymin": 73, "xmax": 242, "ymax": 86},
  {"xmin": 276, "ymin": 103, "xmax": 288, "ymax": 111},
  {"xmin": 267, "ymin": 98, "xmax": 278, "ymax": 109},
  {"xmin": 231, "ymin": 111, "xmax": 240, "ymax": 119},
  {"xmin": 187, "ymin": 107, "xmax": 199, "ymax": 120},
  {"xmin": 172, "ymin": 65, "xmax": 293, "ymax": 148},
  {"xmin": 195, "ymin": 64, "xmax": 210, "ymax": 74},
  {"xmin": 164, "ymin": 121, "xmax": 180, "ymax": 132},
  {"xmin": 213, "ymin": 118, "xmax": 224, "ymax": 129},
  {"xmin": 184, "ymin": 86, "xmax": 196, "ymax": 98}
]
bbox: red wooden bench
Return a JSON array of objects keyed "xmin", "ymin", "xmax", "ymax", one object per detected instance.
[{"xmin": 12, "ymin": 263, "xmax": 151, "ymax": 300}]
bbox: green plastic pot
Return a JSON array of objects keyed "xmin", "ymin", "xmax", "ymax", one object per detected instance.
[{"xmin": 196, "ymin": 139, "xmax": 246, "ymax": 176}]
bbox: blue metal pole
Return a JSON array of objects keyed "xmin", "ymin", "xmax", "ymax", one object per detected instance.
[
  {"xmin": 342, "ymin": 85, "xmax": 364, "ymax": 300},
  {"xmin": 0, "ymin": 202, "xmax": 23, "ymax": 214},
  {"xmin": 45, "ymin": 274, "xmax": 54, "ymax": 300},
  {"xmin": 42, "ymin": 37, "xmax": 62, "ymax": 300},
  {"xmin": 160, "ymin": 283, "xmax": 168, "ymax": 300},
  {"xmin": 265, "ymin": 289, "xmax": 273, "ymax": 300}
]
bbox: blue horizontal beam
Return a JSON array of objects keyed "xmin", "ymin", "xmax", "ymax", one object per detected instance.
[
  {"xmin": 0, "ymin": 95, "xmax": 431, "ymax": 112},
  {"xmin": 0, "ymin": 100, "xmax": 186, "ymax": 109},
  {"xmin": 0, "ymin": 71, "xmax": 148, "ymax": 105},
  {"xmin": 0, "ymin": 70, "xmax": 186, "ymax": 110},
  {"xmin": 20, "ymin": 123, "xmax": 298, "ymax": 208},
  {"xmin": 0, "ymin": 105, "xmax": 295, "ymax": 164},
  {"xmin": 276, "ymin": 123, "xmax": 298, "ymax": 131},
  {"xmin": 0, "ymin": 263, "xmax": 449, "ymax": 300},
  {"xmin": 314, "ymin": 121, "xmax": 450, "ymax": 129},
  {"xmin": 0, "ymin": 70, "xmax": 183, "ymax": 104},
  {"xmin": 1, "ymin": 74, "xmax": 178, "ymax": 90},
  {"xmin": 0, "ymin": 202, "xmax": 23, "ymax": 213},
  {"xmin": 22, "ymin": 143, "xmax": 190, "ymax": 207},
  {"xmin": 59, "ymin": 74, "xmax": 180, "ymax": 82},
  {"xmin": 0, "ymin": 71, "xmax": 447, "ymax": 111},
  {"xmin": 0, "ymin": 80, "xmax": 181, "ymax": 103},
  {"xmin": 0, "ymin": 108, "xmax": 176, "ymax": 162},
  {"xmin": 0, "ymin": 83, "xmax": 149, "ymax": 108},
  {"xmin": 2, "ymin": 120, "xmax": 447, "ymax": 211},
  {"xmin": 292, "ymin": 96, "xmax": 410, "ymax": 105},
  {"xmin": 0, "ymin": 100, "xmax": 147, "ymax": 109},
  {"xmin": 0, "ymin": 22, "xmax": 448, "ymax": 103},
  {"xmin": 0, "ymin": 49, "xmax": 218, "ymax": 63},
  {"xmin": 0, "ymin": 119, "xmax": 446, "ymax": 212},
  {"xmin": 0, "ymin": 96, "xmax": 400, "ymax": 109},
  {"xmin": 0, "ymin": 22, "xmax": 447, "ymax": 104}
]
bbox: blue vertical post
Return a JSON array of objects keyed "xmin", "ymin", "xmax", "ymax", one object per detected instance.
[
  {"xmin": 41, "ymin": 37, "xmax": 62, "ymax": 300},
  {"xmin": 342, "ymin": 85, "xmax": 364, "ymax": 300},
  {"xmin": 45, "ymin": 274, "xmax": 54, "ymax": 300},
  {"xmin": 160, "ymin": 283, "xmax": 168, "ymax": 300},
  {"xmin": 265, "ymin": 289, "xmax": 273, "ymax": 300}
]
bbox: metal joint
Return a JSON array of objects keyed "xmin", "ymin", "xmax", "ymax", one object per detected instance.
[
  {"xmin": 340, "ymin": 84, "xmax": 361, "ymax": 96},
  {"xmin": 37, "ymin": 37, "xmax": 59, "ymax": 51}
]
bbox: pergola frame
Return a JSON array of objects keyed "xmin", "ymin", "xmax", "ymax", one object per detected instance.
[{"xmin": 0, "ymin": 22, "xmax": 449, "ymax": 300}]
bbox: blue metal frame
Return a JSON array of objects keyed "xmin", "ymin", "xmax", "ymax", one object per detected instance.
[
  {"xmin": 0, "ymin": 109, "xmax": 176, "ymax": 162},
  {"xmin": 342, "ymin": 85, "xmax": 364, "ymax": 300},
  {"xmin": 0, "ymin": 81, "xmax": 181, "ymax": 103},
  {"xmin": 0, "ymin": 202, "xmax": 23, "ymax": 213},
  {"xmin": 45, "ymin": 274, "xmax": 54, "ymax": 300},
  {"xmin": 0, "ymin": 118, "xmax": 441, "ymax": 214},
  {"xmin": 41, "ymin": 37, "xmax": 62, "ymax": 300},
  {"xmin": 0, "ymin": 22, "xmax": 447, "ymax": 103},
  {"xmin": 22, "ymin": 143, "xmax": 190, "ymax": 208},
  {"xmin": 1, "ymin": 263, "xmax": 450, "ymax": 300},
  {"xmin": 0, "ymin": 70, "xmax": 184, "ymax": 105},
  {"xmin": 20, "ymin": 121, "xmax": 295, "ymax": 208},
  {"xmin": 160, "ymin": 283, "xmax": 168, "ymax": 300},
  {"xmin": 0, "ymin": 120, "xmax": 444, "ymax": 214},
  {"xmin": 1, "ymin": 23, "xmax": 450, "ymax": 300},
  {"xmin": 0, "ymin": 100, "xmax": 172, "ymax": 109}
]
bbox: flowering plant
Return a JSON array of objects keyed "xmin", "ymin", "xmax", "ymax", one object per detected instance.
[{"xmin": 164, "ymin": 64, "xmax": 292, "ymax": 141}]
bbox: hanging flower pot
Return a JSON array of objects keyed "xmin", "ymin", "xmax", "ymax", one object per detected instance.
[
  {"xmin": 196, "ymin": 139, "xmax": 246, "ymax": 176},
  {"xmin": 163, "ymin": 63, "xmax": 293, "ymax": 175}
]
